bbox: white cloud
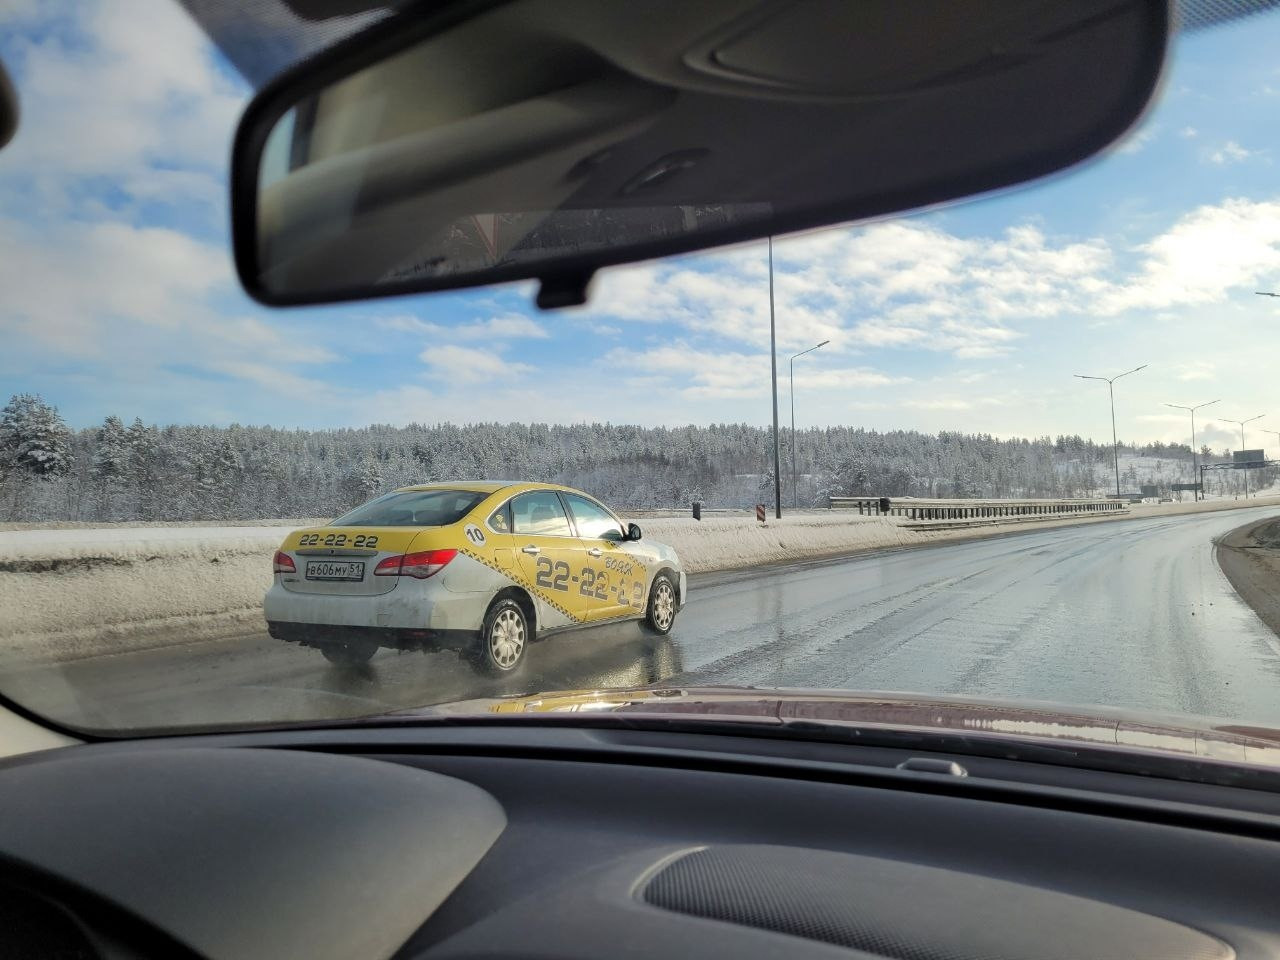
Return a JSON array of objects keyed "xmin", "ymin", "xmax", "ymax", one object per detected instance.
[
  {"xmin": 1114, "ymin": 123, "xmax": 1158, "ymax": 155},
  {"xmin": 1198, "ymin": 423, "xmax": 1246, "ymax": 450},
  {"xmin": 1172, "ymin": 362, "xmax": 1216, "ymax": 382},
  {"xmin": 1099, "ymin": 198, "xmax": 1280, "ymax": 313},
  {"xmin": 0, "ymin": 216, "xmax": 230, "ymax": 351},
  {"xmin": 1207, "ymin": 140, "xmax": 1257, "ymax": 165},
  {"xmin": 603, "ymin": 344, "xmax": 904, "ymax": 401},
  {"xmin": 905, "ymin": 396, "xmax": 1005, "ymax": 411},
  {"xmin": 582, "ymin": 220, "xmax": 1109, "ymax": 361},
  {"xmin": 374, "ymin": 315, "xmax": 438, "ymax": 336},
  {"xmin": 418, "ymin": 345, "xmax": 534, "ymax": 383},
  {"xmin": 1180, "ymin": 126, "xmax": 1199, "ymax": 139},
  {"xmin": 0, "ymin": 0, "xmax": 246, "ymax": 213},
  {"xmin": 374, "ymin": 312, "xmax": 548, "ymax": 340},
  {"xmin": 352, "ymin": 385, "xmax": 440, "ymax": 425},
  {"xmin": 455, "ymin": 314, "xmax": 549, "ymax": 340}
]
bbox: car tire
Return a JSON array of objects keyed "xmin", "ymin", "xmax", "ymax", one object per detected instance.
[
  {"xmin": 320, "ymin": 641, "xmax": 377, "ymax": 666},
  {"xmin": 644, "ymin": 572, "xmax": 678, "ymax": 635},
  {"xmin": 470, "ymin": 597, "xmax": 530, "ymax": 676}
]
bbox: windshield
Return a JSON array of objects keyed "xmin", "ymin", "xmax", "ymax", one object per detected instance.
[
  {"xmin": 6, "ymin": 2, "xmax": 1280, "ymax": 755},
  {"xmin": 332, "ymin": 490, "xmax": 487, "ymax": 527}
]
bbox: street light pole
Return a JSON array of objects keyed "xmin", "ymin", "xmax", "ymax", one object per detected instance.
[
  {"xmin": 1074, "ymin": 364, "xmax": 1148, "ymax": 498},
  {"xmin": 1223, "ymin": 414, "xmax": 1264, "ymax": 499},
  {"xmin": 1164, "ymin": 400, "xmax": 1218, "ymax": 502},
  {"xmin": 768, "ymin": 237, "xmax": 782, "ymax": 520},
  {"xmin": 789, "ymin": 340, "xmax": 829, "ymax": 509}
]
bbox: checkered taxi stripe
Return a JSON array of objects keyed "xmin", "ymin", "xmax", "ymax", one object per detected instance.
[{"xmin": 457, "ymin": 545, "xmax": 581, "ymax": 623}]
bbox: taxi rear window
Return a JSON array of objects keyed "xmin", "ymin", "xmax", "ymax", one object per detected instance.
[{"xmin": 332, "ymin": 490, "xmax": 486, "ymax": 527}]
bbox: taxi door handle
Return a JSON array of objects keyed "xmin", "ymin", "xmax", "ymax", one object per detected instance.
[
  {"xmin": 521, "ymin": 545, "xmax": 541, "ymax": 555},
  {"xmin": 586, "ymin": 548, "xmax": 603, "ymax": 557}
]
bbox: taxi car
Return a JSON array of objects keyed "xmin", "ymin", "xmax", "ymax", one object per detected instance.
[{"xmin": 265, "ymin": 481, "xmax": 686, "ymax": 673}]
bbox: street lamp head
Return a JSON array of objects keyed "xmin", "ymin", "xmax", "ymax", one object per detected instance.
[
  {"xmin": 792, "ymin": 340, "xmax": 830, "ymax": 360},
  {"xmin": 1075, "ymin": 365, "xmax": 1147, "ymax": 383},
  {"xmin": 1165, "ymin": 399, "xmax": 1219, "ymax": 413}
]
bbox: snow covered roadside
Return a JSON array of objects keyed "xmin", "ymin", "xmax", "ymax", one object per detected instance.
[
  {"xmin": 2, "ymin": 515, "xmax": 945, "ymax": 663},
  {"xmin": 0, "ymin": 525, "xmax": 299, "ymax": 664},
  {"xmin": 4, "ymin": 496, "xmax": 1280, "ymax": 664}
]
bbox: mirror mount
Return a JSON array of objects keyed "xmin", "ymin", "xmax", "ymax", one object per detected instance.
[{"xmin": 536, "ymin": 271, "xmax": 595, "ymax": 311}]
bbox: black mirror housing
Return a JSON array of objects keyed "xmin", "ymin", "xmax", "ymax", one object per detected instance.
[
  {"xmin": 626, "ymin": 523, "xmax": 642, "ymax": 542},
  {"xmin": 229, "ymin": 0, "xmax": 1168, "ymax": 309}
]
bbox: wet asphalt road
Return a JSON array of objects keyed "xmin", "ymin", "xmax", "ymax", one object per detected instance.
[{"xmin": 7, "ymin": 507, "xmax": 1280, "ymax": 732}]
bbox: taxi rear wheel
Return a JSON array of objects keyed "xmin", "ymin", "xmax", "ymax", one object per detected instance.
[
  {"xmin": 320, "ymin": 640, "xmax": 377, "ymax": 666},
  {"xmin": 470, "ymin": 598, "xmax": 530, "ymax": 676},
  {"xmin": 644, "ymin": 573, "xmax": 678, "ymax": 635}
]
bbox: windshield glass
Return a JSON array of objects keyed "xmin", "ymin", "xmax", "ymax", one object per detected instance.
[
  {"xmin": 332, "ymin": 490, "xmax": 487, "ymax": 527},
  {"xmin": 6, "ymin": 2, "xmax": 1280, "ymax": 753}
]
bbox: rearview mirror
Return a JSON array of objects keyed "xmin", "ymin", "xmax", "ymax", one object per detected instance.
[
  {"xmin": 231, "ymin": 0, "xmax": 1167, "ymax": 309},
  {"xmin": 626, "ymin": 523, "xmax": 643, "ymax": 543}
]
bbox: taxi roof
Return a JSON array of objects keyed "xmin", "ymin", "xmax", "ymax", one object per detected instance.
[{"xmin": 397, "ymin": 481, "xmax": 568, "ymax": 495}]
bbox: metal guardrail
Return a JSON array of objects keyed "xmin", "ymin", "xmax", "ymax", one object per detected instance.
[{"xmin": 829, "ymin": 496, "xmax": 1127, "ymax": 522}]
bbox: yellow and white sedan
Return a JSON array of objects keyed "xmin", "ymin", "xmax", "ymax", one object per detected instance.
[{"xmin": 265, "ymin": 482, "xmax": 685, "ymax": 673}]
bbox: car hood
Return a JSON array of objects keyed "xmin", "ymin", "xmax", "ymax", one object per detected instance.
[{"xmin": 417, "ymin": 686, "xmax": 1280, "ymax": 768}]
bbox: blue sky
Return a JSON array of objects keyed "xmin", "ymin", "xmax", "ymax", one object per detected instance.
[{"xmin": 4, "ymin": 2, "xmax": 1280, "ymax": 455}]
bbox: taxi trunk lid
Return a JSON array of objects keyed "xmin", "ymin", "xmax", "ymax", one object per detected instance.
[{"xmin": 277, "ymin": 527, "xmax": 425, "ymax": 596}]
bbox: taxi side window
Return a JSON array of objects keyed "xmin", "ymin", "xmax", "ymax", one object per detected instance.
[
  {"xmin": 511, "ymin": 491, "xmax": 573, "ymax": 537},
  {"xmin": 487, "ymin": 502, "xmax": 511, "ymax": 533},
  {"xmin": 563, "ymin": 494, "xmax": 623, "ymax": 541}
]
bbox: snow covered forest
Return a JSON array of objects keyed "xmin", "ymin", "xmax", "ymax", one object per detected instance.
[{"xmin": 0, "ymin": 393, "xmax": 1257, "ymax": 523}]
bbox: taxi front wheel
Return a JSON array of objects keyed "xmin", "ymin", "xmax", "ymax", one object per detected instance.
[
  {"xmin": 644, "ymin": 573, "xmax": 678, "ymax": 635},
  {"xmin": 470, "ymin": 598, "xmax": 530, "ymax": 676}
]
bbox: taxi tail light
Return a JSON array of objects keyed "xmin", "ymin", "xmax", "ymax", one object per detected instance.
[
  {"xmin": 273, "ymin": 550, "xmax": 296, "ymax": 574},
  {"xmin": 374, "ymin": 549, "xmax": 458, "ymax": 579}
]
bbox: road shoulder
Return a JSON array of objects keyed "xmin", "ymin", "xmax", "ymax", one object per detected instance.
[{"xmin": 1216, "ymin": 514, "xmax": 1280, "ymax": 638}]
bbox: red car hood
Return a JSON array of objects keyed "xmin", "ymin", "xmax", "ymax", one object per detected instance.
[{"xmin": 420, "ymin": 686, "xmax": 1280, "ymax": 768}]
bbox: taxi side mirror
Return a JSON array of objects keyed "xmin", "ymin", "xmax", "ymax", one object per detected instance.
[{"xmin": 625, "ymin": 523, "xmax": 642, "ymax": 542}]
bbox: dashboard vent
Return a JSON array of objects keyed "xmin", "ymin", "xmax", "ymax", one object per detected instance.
[{"xmin": 641, "ymin": 845, "xmax": 1232, "ymax": 960}]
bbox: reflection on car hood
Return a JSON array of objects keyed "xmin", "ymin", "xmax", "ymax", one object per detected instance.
[{"xmin": 421, "ymin": 686, "xmax": 1280, "ymax": 768}]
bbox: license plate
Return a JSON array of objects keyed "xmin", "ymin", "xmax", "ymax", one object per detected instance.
[{"xmin": 304, "ymin": 560, "xmax": 365, "ymax": 581}]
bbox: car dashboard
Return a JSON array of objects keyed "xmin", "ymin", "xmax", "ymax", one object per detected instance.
[{"xmin": 0, "ymin": 721, "xmax": 1277, "ymax": 959}]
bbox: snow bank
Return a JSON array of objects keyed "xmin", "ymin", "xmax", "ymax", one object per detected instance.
[
  {"xmin": 5, "ymin": 495, "xmax": 1279, "ymax": 663},
  {"xmin": 1127, "ymin": 495, "xmax": 1280, "ymax": 519},
  {"xmin": 0, "ymin": 528, "xmax": 288, "ymax": 664},
  {"xmin": 640, "ymin": 514, "xmax": 927, "ymax": 574}
]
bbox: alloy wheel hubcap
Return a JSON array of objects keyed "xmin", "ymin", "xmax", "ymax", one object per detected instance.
[
  {"xmin": 653, "ymin": 582, "xmax": 675, "ymax": 629},
  {"xmin": 490, "ymin": 609, "xmax": 525, "ymax": 668}
]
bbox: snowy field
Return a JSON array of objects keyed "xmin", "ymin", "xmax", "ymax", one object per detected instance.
[{"xmin": 4, "ymin": 495, "xmax": 1280, "ymax": 664}]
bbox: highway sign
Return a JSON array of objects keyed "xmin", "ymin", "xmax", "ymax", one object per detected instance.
[{"xmin": 1233, "ymin": 449, "xmax": 1265, "ymax": 468}]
